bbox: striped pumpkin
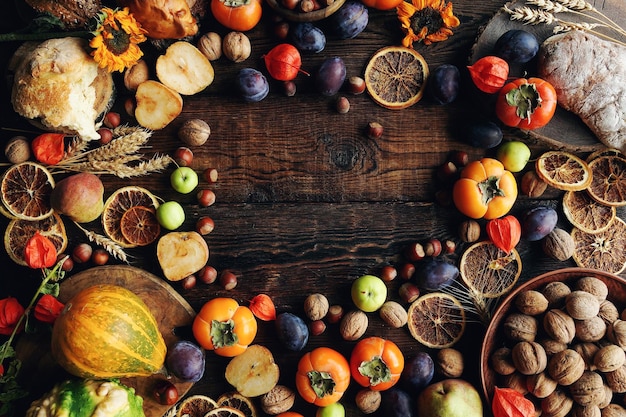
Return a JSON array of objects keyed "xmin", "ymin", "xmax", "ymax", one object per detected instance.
[{"xmin": 51, "ymin": 284, "xmax": 167, "ymax": 379}]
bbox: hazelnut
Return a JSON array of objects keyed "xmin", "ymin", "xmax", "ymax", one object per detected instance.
[
  {"xmin": 178, "ymin": 119, "xmax": 211, "ymax": 147},
  {"xmin": 355, "ymin": 389, "xmax": 381, "ymax": 414},
  {"xmin": 378, "ymin": 301, "xmax": 407, "ymax": 328},
  {"xmin": 260, "ymin": 385, "xmax": 295, "ymax": 415},
  {"xmin": 366, "ymin": 122, "xmax": 383, "ymax": 140},
  {"xmin": 593, "ymin": 344, "xmax": 625, "ymax": 373},
  {"xmin": 541, "ymin": 389, "xmax": 574, "ymax": 417},
  {"xmin": 398, "ymin": 282, "xmax": 420, "ymax": 303},
  {"xmin": 380, "ymin": 265, "xmax": 397, "ymax": 282},
  {"xmin": 458, "ymin": 220, "xmax": 481, "ymax": 242},
  {"xmin": 197, "ymin": 32, "xmax": 222, "ymax": 61},
  {"xmin": 326, "ymin": 304, "xmax": 344, "ymax": 324},
  {"xmin": 527, "ymin": 372, "xmax": 558, "ymax": 399},
  {"xmin": 566, "ymin": 291, "xmax": 601, "ymax": 320},
  {"xmin": 575, "ymin": 277, "xmax": 609, "ymax": 301},
  {"xmin": 521, "ymin": 170, "xmax": 548, "ymax": 197},
  {"xmin": 437, "ymin": 348, "xmax": 464, "ymax": 378},
  {"xmin": 512, "ymin": 341, "xmax": 547, "ymax": 375},
  {"xmin": 424, "ymin": 238, "xmax": 442, "ymax": 257},
  {"xmin": 123, "ymin": 59, "xmax": 149, "ymax": 91},
  {"xmin": 222, "ymin": 31, "xmax": 251, "ymax": 63},
  {"xmin": 503, "ymin": 313, "xmax": 538, "ymax": 342},
  {"xmin": 309, "ymin": 320, "xmax": 326, "ymax": 336},
  {"xmin": 491, "ymin": 347, "xmax": 516, "ymax": 376},
  {"xmin": 347, "ymin": 76, "xmax": 366, "ymax": 95},
  {"xmin": 542, "ymin": 228, "xmax": 575, "ymax": 261},
  {"xmin": 336, "ymin": 96, "xmax": 350, "ymax": 114},
  {"xmin": 303, "ymin": 293, "xmax": 329, "ymax": 321},
  {"xmin": 515, "ymin": 290, "xmax": 549, "ymax": 316},
  {"xmin": 5, "ymin": 136, "xmax": 31, "ymax": 164},
  {"xmin": 339, "ymin": 309, "xmax": 368, "ymax": 341},
  {"xmin": 543, "ymin": 309, "xmax": 576, "ymax": 344},
  {"xmin": 548, "ymin": 349, "xmax": 585, "ymax": 386}
]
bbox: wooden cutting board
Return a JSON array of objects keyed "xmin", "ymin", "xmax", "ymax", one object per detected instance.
[
  {"xmin": 470, "ymin": 0, "xmax": 625, "ymax": 152},
  {"xmin": 16, "ymin": 265, "xmax": 196, "ymax": 417}
]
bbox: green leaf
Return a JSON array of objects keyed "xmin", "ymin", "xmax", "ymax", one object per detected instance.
[
  {"xmin": 210, "ymin": 319, "xmax": 238, "ymax": 348},
  {"xmin": 357, "ymin": 356, "xmax": 391, "ymax": 386},
  {"xmin": 307, "ymin": 370, "xmax": 336, "ymax": 398},
  {"xmin": 41, "ymin": 282, "xmax": 60, "ymax": 297}
]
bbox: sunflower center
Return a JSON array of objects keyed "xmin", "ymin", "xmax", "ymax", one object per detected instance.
[
  {"xmin": 104, "ymin": 24, "xmax": 131, "ymax": 55},
  {"xmin": 410, "ymin": 6, "xmax": 444, "ymax": 35}
]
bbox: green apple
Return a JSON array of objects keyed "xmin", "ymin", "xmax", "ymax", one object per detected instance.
[
  {"xmin": 496, "ymin": 141, "xmax": 531, "ymax": 172},
  {"xmin": 156, "ymin": 201, "xmax": 185, "ymax": 230},
  {"xmin": 316, "ymin": 402, "xmax": 345, "ymax": 417},
  {"xmin": 170, "ymin": 166, "xmax": 199, "ymax": 194},
  {"xmin": 417, "ymin": 379, "xmax": 483, "ymax": 417},
  {"xmin": 351, "ymin": 275, "xmax": 387, "ymax": 312}
]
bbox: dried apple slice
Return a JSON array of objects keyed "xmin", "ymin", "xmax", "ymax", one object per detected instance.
[
  {"xmin": 157, "ymin": 231, "xmax": 209, "ymax": 281},
  {"xmin": 156, "ymin": 41, "xmax": 215, "ymax": 96},
  {"xmin": 134, "ymin": 80, "xmax": 183, "ymax": 130},
  {"xmin": 225, "ymin": 345, "xmax": 279, "ymax": 397}
]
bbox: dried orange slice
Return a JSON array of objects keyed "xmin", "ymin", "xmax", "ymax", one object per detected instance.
[
  {"xmin": 535, "ymin": 151, "xmax": 592, "ymax": 191},
  {"xmin": 459, "ymin": 241, "xmax": 521, "ymax": 298},
  {"xmin": 120, "ymin": 205, "xmax": 161, "ymax": 246},
  {"xmin": 407, "ymin": 292, "xmax": 465, "ymax": 348},
  {"xmin": 176, "ymin": 395, "xmax": 218, "ymax": 417},
  {"xmin": 571, "ymin": 217, "xmax": 626, "ymax": 274},
  {"xmin": 203, "ymin": 407, "xmax": 246, "ymax": 417},
  {"xmin": 102, "ymin": 186, "xmax": 159, "ymax": 248},
  {"xmin": 364, "ymin": 46, "xmax": 429, "ymax": 109},
  {"xmin": 562, "ymin": 190, "xmax": 616, "ymax": 234},
  {"xmin": 217, "ymin": 392, "xmax": 257, "ymax": 417},
  {"xmin": 586, "ymin": 155, "xmax": 626, "ymax": 206},
  {"xmin": 4, "ymin": 212, "xmax": 67, "ymax": 266},
  {"xmin": 586, "ymin": 148, "xmax": 625, "ymax": 162},
  {"xmin": 1, "ymin": 161, "xmax": 55, "ymax": 221}
]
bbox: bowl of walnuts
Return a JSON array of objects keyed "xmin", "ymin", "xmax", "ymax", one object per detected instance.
[
  {"xmin": 480, "ymin": 267, "xmax": 626, "ymax": 415},
  {"xmin": 266, "ymin": 0, "xmax": 346, "ymax": 21}
]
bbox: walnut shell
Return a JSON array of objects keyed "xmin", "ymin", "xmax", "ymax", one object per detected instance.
[
  {"xmin": 303, "ymin": 293, "xmax": 329, "ymax": 321},
  {"xmin": 222, "ymin": 31, "xmax": 251, "ymax": 63},
  {"xmin": 437, "ymin": 348, "xmax": 464, "ymax": 378},
  {"xmin": 4, "ymin": 136, "xmax": 31, "ymax": 164},
  {"xmin": 515, "ymin": 290, "xmax": 549, "ymax": 316},
  {"xmin": 542, "ymin": 281, "xmax": 572, "ymax": 307},
  {"xmin": 566, "ymin": 291, "xmax": 601, "ymax": 320},
  {"xmin": 527, "ymin": 371, "xmax": 558, "ymax": 398},
  {"xmin": 541, "ymin": 389, "xmax": 574, "ymax": 417},
  {"xmin": 594, "ymin": 344, "xmax": 626, "ymax": 373},
  {"xmin": 260, "ymin": 385, "xmax": 296, "ymax": 415},
  {"xmin": 504, "ymin": 313, "xmax": 538, "ymax": 342},
  {"xmin": 605, "ymin": 364, "xmax": 626, "ymax": 393},
  {"xmin": 339, "ymin": 310, "xmax": 368, "ymax": 341},
  {"xmin": 378, "ymin": 301, "xmax": 407, "ymax": 328},
  {"xmin": 502, "ymin": 372, "xmax": 529, "ymax": 394},
  {"xmin": 599, "ymin": 300, "xmax": 620, "ymax": 325},
  {"xmin": 575, "ymin": 316, "xmax": 607, "ymax": 342},
  {"xmin": 608, "ymin": 320, "xmax": 626, "ymax": 349},
  {"xmin": 573, "ymin": 342, "xmax": 600, "ymax": 371},
  {"xmin": 540, "ymin": 338, "xmax": 568, "ymax": 355},
  {"xmin": 197, "ymin": 32, "xmax": 222, "ymax": 61},
  {"xmin": 355, "ymin": 388, "xmax": 381, "ymax": 414},
  {"xmin": 548, "ymin": 349, "xmax": 586, "ymax": 386},
  {"xmin": 542, "ymin": 227, "xmax": 575, "ymax": 261},
  {"xmin": 574, "ymin": 277, "xmax": 609, "ymax": 301},
  {"xmin": 601, "ymin": 404, "xmax": 626, "ymax": 417},
  {"xmin": 491, "ymin": 347, "xmax": 516, "ymax": 376},
  {"xmin": 570, "ymin": 404, "xmax": 601, "ymax": 417},
  {"xmin": 178, "ymin": 119, "xmax": 211, "ymax": 147},
  {"xmin": 570, "ymin": 371, "xmax": 605, "ymax": 407},
  {"xmin": 544, "ymin": 309, "xmax": 576, "ymax": 344},
  {"xmin": 512, "ymin": 341, "xmax": 548, "ymax": 375}
]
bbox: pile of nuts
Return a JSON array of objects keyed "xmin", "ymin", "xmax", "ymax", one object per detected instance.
[{"xmin": 490, "ymin": 276, "xmax": 626, "ymax": 416}]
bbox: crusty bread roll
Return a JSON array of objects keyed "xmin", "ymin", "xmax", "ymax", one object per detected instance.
[
  {"xmin": 538, "ymin": 31, "xmax": 626, "ymax": 152},
  {"xmin": 10, "ymin": 37, "xmax": 114, "ymax": 140}
]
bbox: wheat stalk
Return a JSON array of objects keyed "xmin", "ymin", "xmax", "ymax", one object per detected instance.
[
  {"xmin": 73, "ymin": 222, "xmax": 130, "ymax": 263},
  {"xmin": 504, "ymin": 5, "xmax": 559, "ymax": 25}
]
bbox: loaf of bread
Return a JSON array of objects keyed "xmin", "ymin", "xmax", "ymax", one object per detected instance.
[
  {"xmin": 537, "ymin": 30, "xmax": 626, "ymax": 152},
  {"xmin": 10, "ymin": 37, "xmax": 114, "ymax": 141}
]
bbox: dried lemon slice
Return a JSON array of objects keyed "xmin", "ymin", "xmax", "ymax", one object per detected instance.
[
  {"xmin": 1, "ymin": 161, "xmax": 55, "ymax": 221},
  {"xmin": 586, "ymin": 155, "xmax": 626, "ymax": 206},
  {"xmin": 535, "ymin": 151, "xmax": 592, "ymax": 191},
  {"xmin": 562, "ymin": 190, "xmax": 616, "ymax": 234},
  {"xmin": 571, "ymin": 217, "xmax": 626, "ymax": 274},
  {"xmin": 407, "ymin": 292, "xmax": 465, "ymax": 348},
  {"xmin": 364, "ymin": 46, "xmax": 429, "ymax": 109}
]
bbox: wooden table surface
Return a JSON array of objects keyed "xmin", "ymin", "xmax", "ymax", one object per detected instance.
[{"xmin": 1, "ymin": 0, "xmax": 624, "ymax": 416}]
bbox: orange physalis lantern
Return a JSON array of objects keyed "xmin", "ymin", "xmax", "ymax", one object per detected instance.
[{"xmin": 263, "ymin": 44, "xmax": 307, "ymax": 81}]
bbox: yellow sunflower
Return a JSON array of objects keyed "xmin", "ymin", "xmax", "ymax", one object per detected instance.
[
  {"xmin": 90, "ymin": 7, "xmax": 147, "ymax": 73},
  {"xmin": 397, "ymin": 0, "xmax": 460, "ymax": 47}
]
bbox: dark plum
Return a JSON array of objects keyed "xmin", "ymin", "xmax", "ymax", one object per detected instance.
[
  {"xmin": 332, "ymin": 1, "xmax": 368, "ymax": 39},
  {"xmin": 290, "ymin": 22, "xmax": 326, "ymax": 53},
  {"xmin": 522, "ymin": 206, "xmax": 558, "ymax": 241},
  {"xmin": 380, "ymin": 388, "xmax": 414, "ymax": 417},
  {"xmin": 276, "ymin": 312, "xmax": 309, "ymax": 351},
  {"xmin": 237, "ymin": 68, "xmax": 269, "ymax": 102},
  {"xmin": 415, "ymin": 258, "xmax": 459, "ymax": 291},
  {"xmin": 315, "ymin": 57, "xmax": 346, "ymax": 96},
  {"xmin": 494, "ymin": 30, "xmax": 539, "ymax": 64},
  {"xmin": 428, "ymin": 64, "xmax": 460, "ymax": 105},
  {"xmin": 165, "ymin": 340, "xmax": 205, "ymax": 382},
  {"xmin": 464, "ymin": 120, "xmax": 503, "ymax": 148},
  {"xmin": 401, "ymin": 352, "xmax": 434, "ymax": 394}
]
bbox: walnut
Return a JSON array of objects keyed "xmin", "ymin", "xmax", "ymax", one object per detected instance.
[
  {"xmin": 542, "ymin": 281, "xmax": 572, "ymax": 307},
  {"xmin": 527, "ymin": 371, "xmax": 558, "ymax": 398},
  {"xmin": 458, "ymin": 219, "xmax": 481, "ymax": 242},
  {"xmin": 260, "ymin": 385, "xmax": 296, "ymax": 415},
  {"xmin": 515, "ymin": 290, "xmax": 549, "ymax": 316},
  {"xmin": 541, "ymin": 389, "xmax": 574, "ymax": 417},
  {"xmin": 378, "ymin": 301, "xmax": 407, "ymax": 328},
  {"xmin": 502, "ymin": 372, "xmax": 529, "ymax": 394},
  {"xmin": 521, "ymin": 170, "xmax": 548, "ymax": 197},
  {"xmin": 574, "ymin": 277, "xmax": 608, "ymax": 301},
  {"xmin": 599, "ymin": 384, "xmax": 613, "ymax": 408},
  {"xmin": 575, "ymin": 316, "xmax": 607, "ymax": 342},
  {"xmin": 570, "ymin": 371, "xmax": 605, "ymax": 407},
  {"xmin": 605, "ymin": 364, "xmax": 626, "ymax": 393},
  {"xmin": 548, "ymin": 349, "xmax": 585, "ymax": 386},
  {"xmin": 542, "ymin": 227, "xmax": 575, "ymax": 261},
  {"xmin": 123, "ymin": 60, "xmax": 149, "ymax": 91},
  {"xmin": 339, "ymin": 310, "xmax": 368, "ymax": 341},
  {"xmin": 573, "ymin": 342, "xmax": 600, "ymax": 371},
  {"xmin": 600, "ymin": 404, "xmax": 626, "ymax": 417},
  {"xmin": 566, "ymin": 291, "xmax": 601, "ymax": 320},
  {"xmin": 491, "ymin": 347, "xmax": 516, "ymax": 376},
  {"xmin": 504, "ymin": 313, "xmax": 538, "ymax": 342},
  {"xmin": 544, "ymin": 309, "xmax": 576, "ymax": 344},
  {"xmin": 540, "ymin": 338, "xmax": 568, "ymax": 355},
  {"xmin": 303, "ymin": 293, "xmax": 329, "ymax": 321},
  {"xmin": 599, "ymin": 300, "xmax": 620, "ymax": 325},
  {"xmin": 4, "ymin": 136, "xmax": 31, "ymax": 164},
  {"xmin": 197, "ymin": 32, "xmax": 222, "ymax": 61},
  {"xmin": 178, "ymin": 119, "xmax": 211, "ymax": 147},
  {"xmin": 512, "ymin": 341, "xmax": 548, "ymax": 375},
  {"xmin": 607, "ymin": 320, "xmax": 626, "ymax": 349},
  {"xmin": 222, "ymin": 31, "xmax": 251, "ymax": 63},
  {"xmin": 570, "ymin": 404, "xmax": 601, "ymax": 417},
  {"xmin": 355, "ymin": 389, "xmax": 381, "ymax": 414},
  {"xmin": 437, "ymin": 348, "xmax": 464, "ymax": 378},
  {"xmin": 594, "ymin": 344, "xmax": 626, "ymax": 373}
]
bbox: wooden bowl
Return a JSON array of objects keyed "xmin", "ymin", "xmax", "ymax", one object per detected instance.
[
  {"xmin": 265, "ymin": 0, "xmax": 346, "ymax": 21},
  {"xmin": 480, "ymin": 267, "xmax": 626, "ymax": 403}
]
